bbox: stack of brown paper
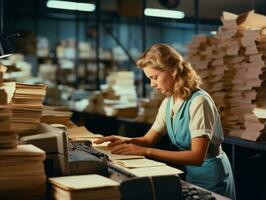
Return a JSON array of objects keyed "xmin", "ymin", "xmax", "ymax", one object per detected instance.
[
  {"xmin": 0, "ymin": 65, "xmax": 7, "ymax": 85},
  {"xmin": 0, "ymin": 144, "xmax": 46, "ymax": 199},
  {"xmin": 135, "ymin": 91, "xmax": 164, "ymax": 124},
  {"xmin": 41, "ymin": 105, "xmax": 75, "ymax": 128},
  {"xmin": 67, "ymin": 126, "xmax": 103, "ymax": 142},
  {"xmin": 11, "ymin": 82, "xmax": 47, "ymax": 134},
  {"xmin": 103, "ymin": 103, "xmax": 138, "ymax": 118},
  {"xmin": 86, "ymin": 71, "xmax": 138, "ymax": 118},
  {"xmin": 186, "ymin": 34, "xmax": 211, "ymax": 91},
  {"xmin": 49, "ymin": 174, "xmax": 120, "ymax": 200},
  {"xmin": 0, "ymin": 82, "xmax": 16, "ymax": 105},
  {"xmin": 103, "ymin": 71, "xmax": 137, "ymax": 102},
  {"xmin": 0, "ymin": 81, "xmax": 17, "ymax": 148},
  {"xmin": 187, "ymin": 10, "xmax": 266, "ymax": 141}
]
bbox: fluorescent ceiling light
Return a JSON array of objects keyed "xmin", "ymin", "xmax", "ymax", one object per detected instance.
[
  {"xmin": 144, "ymin": 8, "xmax": 185, "ymax": 19},
  {"xmin": 47, "ymin": 0, "xmax": 95, "ymax": 12}
]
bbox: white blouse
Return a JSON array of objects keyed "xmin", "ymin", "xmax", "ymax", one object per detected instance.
[{"xmin": 151, "ymin": 94, "xmax": 224, "ymax": 147}]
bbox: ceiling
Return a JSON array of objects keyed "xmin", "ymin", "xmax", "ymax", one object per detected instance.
[
  {"xmin": 103, "ymin": 0, "xmax": 266, "ymax": 19},
  {"xmin": 5, "ymin": 0, "xmax": 266, "ymax": 24}
]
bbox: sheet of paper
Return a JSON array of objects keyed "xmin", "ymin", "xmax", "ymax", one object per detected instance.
[
  {"xmin": 114, "ymin": 158, "xmax": 166, "ymax": 168},
  {"xmin": 127, "ymin": 165, "xmax": 183, "ymax": 177}
]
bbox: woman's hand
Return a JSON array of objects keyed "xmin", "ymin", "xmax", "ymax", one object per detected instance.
[
  {"xmin": 94, "ymin": 135, "xmax": 130, "ymax": 146},
  {"xmin": 94, "ymin": 135, "xmax": 148, "ymax": 156},
  {"xmin": 109, "ymin": 143, "xmax": 147, "ymax": 156}
]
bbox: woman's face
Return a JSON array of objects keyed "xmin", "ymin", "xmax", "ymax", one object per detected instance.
[{"xmin": 143, "ymin": 66, "xmax": 175, "ymax": 96}]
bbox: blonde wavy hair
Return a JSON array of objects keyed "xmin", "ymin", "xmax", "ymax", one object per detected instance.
[{"xmin": 136, "ymin": 43, "xmax": 202, "ymax": 99}]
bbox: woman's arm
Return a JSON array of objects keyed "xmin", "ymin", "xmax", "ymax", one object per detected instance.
[
  {"xmin": 94, "ymin": 128, "xmax": 163, "ymax": 147},
  {"xmin": 144, "ymin": 136, "xmax": 210, "ymax": 165},
  {"xmin": 110, "ymin": 136, "xmax": 210, "ymax": 166},
  {"xmin": 128, "ymin": 128, "xmax": 163, "ymax": 147}
]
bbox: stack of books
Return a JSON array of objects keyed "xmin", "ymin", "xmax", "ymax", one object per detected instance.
[
  {"xmin": 49, "ymin": 174, "xmax": 120, "ymax": 200},
  {"xmin": 11, "ymin": 82, "xmax": 47, "ymax": 135},
  {"xmin": 41, "ymin": 105, "xmax": 75, "ymax": 128},
  {"xmin": 0, "ymin": 144, "xmax": 46, "ymax": 199},
  {"xmin": 0, "ymin": 65, "xmax": 47, "ymax": 199}
]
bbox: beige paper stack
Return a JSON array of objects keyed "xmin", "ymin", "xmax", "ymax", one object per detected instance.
[
  {"xmin": 49, "ymin": 174, "xmax": 120, "ymax": 200},
  {"xmin": 187, "ymin": 10, "xmax": 266, "ymax": 141},
  {"xmin": 11, "ymin": 82, "xmax": 47, "ymax": 135},
  {"xmin": 103, "ymin": 71, "xmax": 137, "ymax": 102},
  {"xmin": 0, "ymin": 65, "xmax": 7, "ymax": 85},
  {"xmin": 41, "ymin": 105, "xmax": 75, "ymax": 128},
  {"xmin": 0, "ymin": 66, "xmax": 17, "ymax": 148},
  {"xmin": 0, "ymin": 144, "xmax": 46, "ymax": 199}
]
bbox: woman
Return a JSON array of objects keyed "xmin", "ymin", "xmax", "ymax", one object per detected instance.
[{"xmin": 95, "ymin": 43, "xmax": 236, "ymax": 199}]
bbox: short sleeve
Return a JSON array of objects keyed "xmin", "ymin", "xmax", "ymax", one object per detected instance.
[
  {"xmin": 151, "ymin": 98, "xmax": 168, "ymax": 134},
  {"xmin": 189, "ymin": 95, "xmax": 216, "ymax": 140}
]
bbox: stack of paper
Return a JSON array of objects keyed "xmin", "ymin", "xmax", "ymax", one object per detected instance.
[
  {"xmin": 67, "ymin": 126, "xmax": 103, "ymax": 142},
  {"xmin": 103, "ymin": 102, "xmax": 138, "ymax": 118},
  {"xmin": 11, "ymin": 83, "xmax": 47, "ymax": 134},
  {"xmin": 0, "ymin": 144, "xmax": 46, "ymax": 199},
  {"xmin": 186, "ymin": 34, "xmax": 211, "ymax": 92},
  {"xmin": 41, "ymin": 105, "xmax": 75, "ymax": 128},
  {"xmin": 0, "ymin": 82, "xmax": 16, "ymax": 105},
  {"xmin": 187, "ymin": 10, "xmax": 266, "ymax": 141},
  {"xmin": 49, "ymin": 174, "xmax": 120, "ymax": 200},
  {"xmin": 228, "ymin": 12, "xmax": 266, "ymax": 140},
  {"xmin": 136, "ymin": 91, "xmax": 164, "ymax": 124},
  {"xmin": 0, "ymin": 65, "xmax": 7, "ymax": 85},
  {"xmin": 86, "ymin": 72, "xmax": 138, "ymax": 118},
  {"xmin": 0, "ymin": 127, "xmax": 17, "ymax": 149},
  {"xmin": 99, "ymin": 71, "xmax": 138, "ymax": 118},
  {"xmin": 103, "ymin": 71, "xmax": 137, "ymax": 102},
  {"xmin": 0, "ymin": 81, "xmax": 17, "ymax": 148},
  {"xmin": 241, "ymin": 112, "xmax": 265, "ymax": 141}
]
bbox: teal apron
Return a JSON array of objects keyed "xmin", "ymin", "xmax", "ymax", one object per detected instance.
[{"xmin": 166, "ymin": 89, "xmax": 236, "ymax": 199}]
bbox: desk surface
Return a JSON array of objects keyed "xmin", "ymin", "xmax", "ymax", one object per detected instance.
[{"xmin": 224, "ymin": 135, "xmax": 266, "ymax": 151}]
